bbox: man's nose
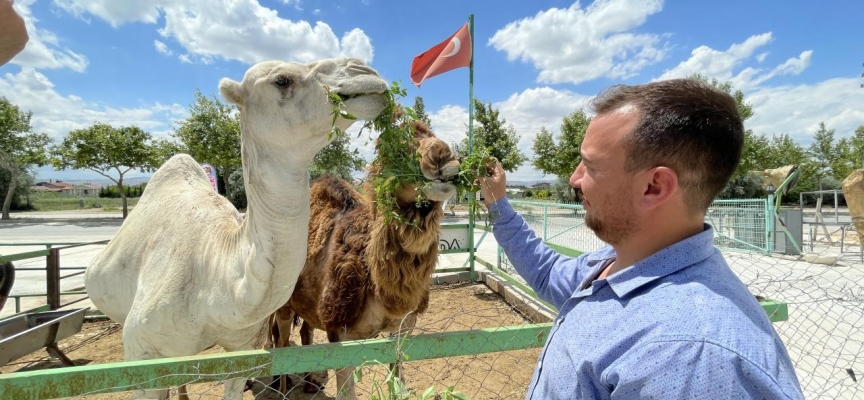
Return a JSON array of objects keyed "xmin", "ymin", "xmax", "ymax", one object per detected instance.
[{"xmin": 570, "ymin": 162, "xmax": 585, "ymax": 188}]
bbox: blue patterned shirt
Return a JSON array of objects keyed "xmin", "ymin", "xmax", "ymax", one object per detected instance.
[{"xmin": 488, "ymin": 198, "xmax": 804, "ymax": 399}]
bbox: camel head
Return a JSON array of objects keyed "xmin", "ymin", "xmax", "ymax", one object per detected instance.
[
  {"xmin": 395, "ymin": 121, "xmax": 460, "ymax": 204},
  {"xmin": 219, "ymin": 57, "xmax": 388, "ymax": 156}
]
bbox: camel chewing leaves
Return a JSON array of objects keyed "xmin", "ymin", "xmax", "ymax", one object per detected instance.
[{"xmin": 329, "ymin": 81, "xmax": 496, "ymax": 226}]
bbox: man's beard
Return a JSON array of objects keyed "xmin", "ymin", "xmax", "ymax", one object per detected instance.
[{"xmin": 579, "ymin": 189, "xmax": 637, "ymax": 245}]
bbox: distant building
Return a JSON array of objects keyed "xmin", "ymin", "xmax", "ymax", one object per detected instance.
[{"xmin": 31, "ymin": 180, "xmax": 102, "ymax": 196}]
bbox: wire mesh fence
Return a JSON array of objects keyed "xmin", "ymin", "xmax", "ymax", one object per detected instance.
[
  {"xmin": 2, "ymin": 199, "xmax": 863, "ymax": 399},
  {"xmin": 0, "ymin": 283, "xmax": 547, "ymax": 400},
  {"xmin": 497, "ymin": 200, "xmax": 864, "ymax": 400}
]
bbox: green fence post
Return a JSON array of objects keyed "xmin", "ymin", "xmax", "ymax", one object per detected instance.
[
  {"xmin": 543, "ymin": 204, "xmax": 548, "ymax": 240},
  {"xmin": 766, "ymin": 190, "xmax": 775, "ymax": 255}
]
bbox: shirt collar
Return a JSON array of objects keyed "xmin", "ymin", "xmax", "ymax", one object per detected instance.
[{"xmin": 588, "ymin": 224, "xmax": 717, "ymax": 299}]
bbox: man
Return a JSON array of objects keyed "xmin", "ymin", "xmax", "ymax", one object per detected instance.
[
  {"xmin": 478, "ymin": 79, "xmax": 804, "ymax": 399},
  {"xmin": 0, "ymin": 0, "xmax": 28, "ymax": 66}
]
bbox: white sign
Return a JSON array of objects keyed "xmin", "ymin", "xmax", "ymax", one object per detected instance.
[{"xmin": 439, "ymin": 224, "xmax": 471, "ymax": 253}]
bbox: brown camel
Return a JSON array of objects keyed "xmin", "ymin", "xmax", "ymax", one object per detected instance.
[
  {"xmin": 0, "ymin": 262, "xmax": 14, "ymax": 312},
  {"xmin": 269, "ymin": 120, "xmax": 460, "ymax": 399}
]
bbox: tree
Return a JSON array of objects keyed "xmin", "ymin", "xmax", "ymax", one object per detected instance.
[
  {"xmin": 412, "ymin": 96, "xmax": 432, "ymax": 128},
  {"xmin": 0, "ymin": 97, "xmax": 50, "ymax": 219},
  {"xmin": 532, "ymin": 109, "xmax": 591, "ymax": 178},
  {"xmin": 172, "ymin": 89, "xmax": 241, "ymax": 199},
  {"xmin": 0, "ymin": 166, "xmax": 35, "ymax": 212},
  {"xmin": 850, "ymin": 125, "xmax": 864, "ymax": 170},
  {"xmin": 310, "ymin": 133, "xmax": 366, "ymax": 181},
  {"xmin": 52, "ymin": 123, "xmax": 158, "ymax": 218},
  {"xmin": 454, "ymin": 99, "xmax": 527, "ymax": 172},
  {"xmin": 807, "ymin": 122, "xmax": 837, "ymax": 189}
]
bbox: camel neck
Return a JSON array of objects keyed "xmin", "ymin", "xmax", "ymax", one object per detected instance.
[{"xmin": 229, "ymin": 126, "xmax": 312, "ymax": 317}]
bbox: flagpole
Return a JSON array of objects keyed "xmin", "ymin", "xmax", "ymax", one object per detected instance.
[{"xmin": 467, "ymin": 13, "xmax": 476, "ymax": 280}]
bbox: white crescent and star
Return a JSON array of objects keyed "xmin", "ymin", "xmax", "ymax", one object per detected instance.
[{"xmin": 442, "ymin": 37, "xmax": 461, "ymax": 58}]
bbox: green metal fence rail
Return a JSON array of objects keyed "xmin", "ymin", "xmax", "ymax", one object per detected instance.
[
  {"xmin": 481, "ymin": 200, "xmax": 788, "ymax": 323},
  {"xmin": 0, "ymin": 240, "xmax": 108, "ymax": 315},
  {"xmin": 0, "ymin": 323, "xmax": 551, "ymax": 399}
]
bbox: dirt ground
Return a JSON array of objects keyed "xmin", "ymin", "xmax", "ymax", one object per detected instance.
[{"xmin": 1, "ymin": 283, "xmax": 542, "ymax": 400}]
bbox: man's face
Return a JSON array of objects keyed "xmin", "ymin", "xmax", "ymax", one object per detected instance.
[{"xmin": 569, "ymin": 108, "xmax": 641, "ymax": 245}]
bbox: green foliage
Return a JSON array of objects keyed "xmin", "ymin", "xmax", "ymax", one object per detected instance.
[
  {"xmin": 0, "ymin": 97, "xmax": 51, "ymax": 218},
  {"xmin": 172, "ymin": 89, "xmax": 241, "ymax": 198},
  {"xmin": 227, "ymin": 167, "xmax": 247, "ymax": 210},
  {"xmin": 532, "ymin": 109, "xmax": 591, "ymax": 179},
  {"xmin": 99, "ymin": 183, "xmax": 147, "ymax": 198},
  {"xmin": 718, "ymin": 173, "xmax": 765, "ymax": 199},
  {"xmin": 413, "ymin": 96, "xmax": 432, "ymax": 128},
  {"xmin": 535, "ymin": 189, "xmax": 550, "ymax": 199},
  {"xmin": 553, "ymin": 175, "xmax": 578, "ymax": 203},
  {"xmin": 311, "ymin": 132, "xmax": 366, "ymax": 181},
  {"xmin": 51, "ymin": 123, "xmax": 158, "ymax": 218},
  {"xmin": 0, "ymin": 167, "xmax": 35, "ymax": 211},
  {"xmin": 807, "ymin": 122, "xmax": 837, "ymax": 189},
  {"xmin": 454, "ymin": 99, "xmax": 527, "ymax": 172},
  {"xmin": 330, "ymin": 81, "xmax": 493, "ymax": 226}
]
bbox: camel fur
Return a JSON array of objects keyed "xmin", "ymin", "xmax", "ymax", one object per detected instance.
[
  {"xmin": 269, "ymin": 120, "xmax": 460, "ymax": 399},
  {"xmin": 84, "ymin": 58, "xmax": 388, "ymax": 400}
]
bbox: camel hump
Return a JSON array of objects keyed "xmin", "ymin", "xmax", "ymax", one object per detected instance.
[
  {"xmin": 145, "ymin": 154, "xmax": 211, "ymax": 193},
  {"xmin": 310, "ymin": 174, "xmax": 362, "ymax": 214}
]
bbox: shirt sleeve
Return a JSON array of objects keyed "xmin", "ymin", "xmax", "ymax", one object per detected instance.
[
  {"xmin": 605, "ymin": 339, "xmax": 802, "ymax": 400},
  {"xmin": 488, "ymin": 198, "xmax": 587, "ymax": 309}
]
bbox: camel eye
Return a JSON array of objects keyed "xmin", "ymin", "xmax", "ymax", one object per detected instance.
[{"xmin": 274, "ymin": 76, "xmax": 291, "ymax": 87}]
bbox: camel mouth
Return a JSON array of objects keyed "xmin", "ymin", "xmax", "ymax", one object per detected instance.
[{"xmin": 422, "ymin": 181, "xmax": 457, "ymax": 202}]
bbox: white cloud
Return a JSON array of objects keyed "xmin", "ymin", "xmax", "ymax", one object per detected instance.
[
  {"xmin": 656, "ymin": 33, "xmax": 813, "ymax": 90},
  {"xmin": 154, "ymin": 40, "xmax": 172, "ymax": 56},
  {"xmin": 488, "ymin": 0, "xmax": 666, "ymax": 85},
  {"xmin": 9, "ymin": 0, "xmax": 88, "ymax": 72},
  {"xmin": 53, "ymin": 0, "xmax": 375, "ymax": 64},
  {"xmin": 746, "ymin": 78, "xmax": 864, "ymax": 144},
  {"xmin": 422, "ymin": 88, "xmax": 594, "ymax": 182},
  {"xmin": 0, "ymin": 68, "xmax": 187, "ymax": 141},
  {"xmin": 281, "ymin": 0, "xmax": 302, "ymax": 10}
]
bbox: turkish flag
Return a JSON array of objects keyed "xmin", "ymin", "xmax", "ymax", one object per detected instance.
[{"xmin": 410, "ymin": 22, "xmax": 471, "ymax": 87}]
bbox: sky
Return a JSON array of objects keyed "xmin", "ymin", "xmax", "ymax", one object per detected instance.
[{"xmin": 2, "ymin": 0, "xmax": 863, "ymax": 183}]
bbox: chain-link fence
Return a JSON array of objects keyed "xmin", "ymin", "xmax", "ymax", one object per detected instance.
[
  {"xmin": 2, "ymin": 199, "xmax": 862, "ymax": 399},
  {"xmin": 0, "ymin": 282, "xmax": 551, "ymax": 400},
  {"xmin": 497, "ymin": 199, "xmax": 864, "ymax": 400}
]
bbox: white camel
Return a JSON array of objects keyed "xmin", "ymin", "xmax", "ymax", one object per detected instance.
[{"xmin": 84, "ymin": 58, "xmax": 388, "ymax": 400}]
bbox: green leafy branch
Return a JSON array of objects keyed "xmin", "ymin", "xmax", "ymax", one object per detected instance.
[{"xmin": 327, "ymin": 81, "xmax": 497, "ymax": 226}]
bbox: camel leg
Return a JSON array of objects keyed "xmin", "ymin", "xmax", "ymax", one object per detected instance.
[
  {"xmin": 328, "ymin": 330, "xmax": 357, "ymax": 400},
  {"xmin": 123, "ymin": 328, "xmax": 170, "ymax": 400},
  {"xmin": 300, "ymin": 320, "xmax": 324, "ymax": 393},
  {"xmin": 268, "ymin": 308, "xmax": 296, "ymax": 395}
]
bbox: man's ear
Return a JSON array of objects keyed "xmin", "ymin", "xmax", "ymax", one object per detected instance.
[
  {"xmin": 219, "ymin": 78, "xmax": 246, "ymax": 107},
  {"xmin": 640, "ymin": 167, "xmax": 678, "ymax": 210}
]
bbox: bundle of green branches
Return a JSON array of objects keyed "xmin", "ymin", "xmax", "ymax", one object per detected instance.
[{"xmin": 328, "ymin": 82, "xmax": 495, "ymax": 226}]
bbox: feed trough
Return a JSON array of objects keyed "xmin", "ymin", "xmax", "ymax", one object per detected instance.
[{"xmin": 0, "ymin": 307, "xmax": 89, "ymax": 366}]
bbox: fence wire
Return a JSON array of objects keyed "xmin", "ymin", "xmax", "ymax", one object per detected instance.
[
  {"xmin": 3, "ymin": 201, "xmax": 862, "ymax": 399},
  {"xmin": 498, "ymin": 200, "xmax": 864, "ymax": 400},
  {"xmin": 1, "ymin": 283, "xmax": 543, "ymax": 400}
]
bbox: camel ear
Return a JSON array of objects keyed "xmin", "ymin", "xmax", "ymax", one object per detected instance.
[{"xmin": 219, "ymin": 78, "xmax": 246, "ymax": 106}]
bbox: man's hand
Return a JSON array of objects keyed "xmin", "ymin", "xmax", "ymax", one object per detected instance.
[
  {"xmin": 477, "ymin": 161, "xmax": 506, "ymax": 207},
  {"xmin": 0, "ymin": 0, "xmax": 29, "ymax": 66}
]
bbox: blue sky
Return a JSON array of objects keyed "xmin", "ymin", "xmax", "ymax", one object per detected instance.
[{"xmin": 2, "ymin": 0, "xmax": 863, "ymax": 183}]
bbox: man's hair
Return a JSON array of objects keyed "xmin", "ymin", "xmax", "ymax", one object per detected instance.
[{"xmin": 590, "ymin": 78, "xmax": 744, "ymax": 214}]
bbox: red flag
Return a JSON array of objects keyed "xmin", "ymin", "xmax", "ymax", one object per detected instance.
[{"xmin": 410, "ymin": 22, "xmax": 471, "ymax": 87}]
